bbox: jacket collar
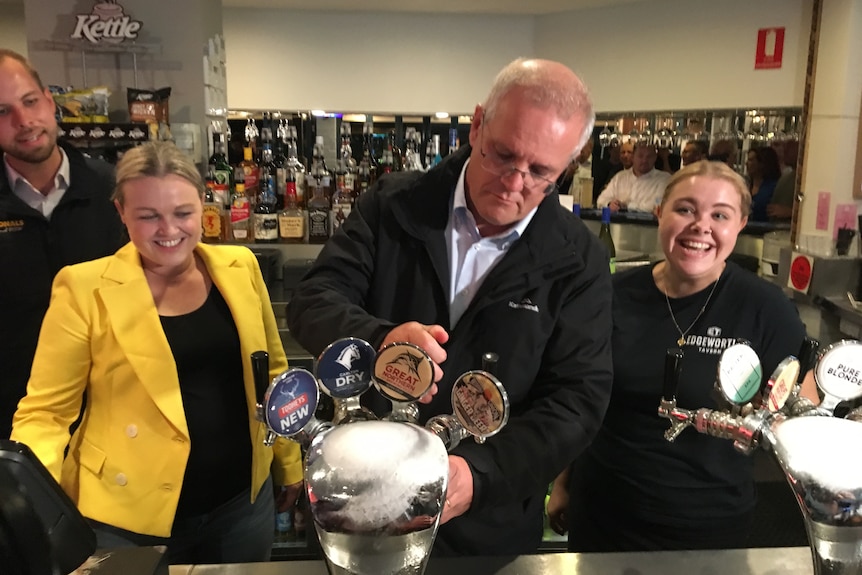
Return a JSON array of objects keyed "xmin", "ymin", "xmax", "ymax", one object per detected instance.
[{"xmin": 0, "ymin": 141, "xmax": 100, "ymax": 217}]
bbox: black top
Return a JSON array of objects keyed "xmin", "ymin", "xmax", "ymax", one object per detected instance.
[
  {"xmin": 568, "ymin": 262, "xmax": 806, "ymax": 548},
  {"xmin": 160, "ymin": 285, "xmax": 251, "ymax": 517}
]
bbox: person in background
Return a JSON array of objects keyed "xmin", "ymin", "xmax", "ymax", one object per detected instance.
[
  {"xmin": 596, "ymin": 142, "xmax": 671, "ymax": 212},
  {"xmin": 547, "ymin": 160, "xmax": 806, "ymax": 551},
  {"xmin": 767, "ymin": 140, "xmax": 799, "ymax": 222},
  {"xmin": 555, "ymin": 137, "xmax": 594, "ymax": 198},
  {"xmin": 11, "ymin": 142, "xmax": 303, "ymax": 565},
  {"xmin": 619, "ymin": 140, "xmax": 634, "ymax": 170},
  {"xmin": 680, "ymin": 140, "xmax": 709, "ymax": 167},
  {"xmin": 745, "ymin": 146, "xmax": 781, "ymax": 222},
  {"xmin": 709, "ymin": 139, "xmax": 739, "ymax": 169},
  {"xmin": 592, "ymin": 140, "xmax": 631, "ymax": 202},
  {"xmin": 286, "ymin": 57, "xmax": 614, "ymax": 556},
  {"xmin": 656, "ymin": 146, "xmax": 681, "ymax": 174},
  {"xmin": 0, "ymin": 49, "xmax": 125, "ymax": 438}
]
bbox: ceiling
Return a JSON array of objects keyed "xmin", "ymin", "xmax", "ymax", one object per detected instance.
[{"xmin": 0, "ymin": 0, "xmax": 649, "ymax": 15}]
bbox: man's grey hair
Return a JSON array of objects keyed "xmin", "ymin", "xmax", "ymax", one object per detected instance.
[{"xmin": 482, "ymin": 58, "xmax": 595, "ymax": 158}]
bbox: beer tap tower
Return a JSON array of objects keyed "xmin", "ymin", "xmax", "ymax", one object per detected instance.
[
  {"xmin": 252, "ymin": 339, "xmax": 510, "ymax": 575},
  {"xmin": 658, "ymin": 338, "xmax": 862, "ymax": 574}
]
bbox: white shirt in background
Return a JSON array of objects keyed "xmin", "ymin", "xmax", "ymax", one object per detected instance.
[{"xmin": 595, "ymin": 168, "xmax": 670, "ymax": 212}]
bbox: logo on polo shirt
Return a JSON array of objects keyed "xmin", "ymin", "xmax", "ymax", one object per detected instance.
[{"xmin": 0, "ymin": 219, "xmax": 24, "ymax": 233}]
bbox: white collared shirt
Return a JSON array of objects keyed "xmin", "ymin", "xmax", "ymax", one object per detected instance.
[
  {"xmin": 4, "ymin": 148, "xmax": 71, "ymax": 219},
  {"xmin": 595, "ymin": 167, "xmax": 671, "ymax": 212},
  {"xmin": 445, "ymin": 159, "xmax": 538, "ymax": 327}
]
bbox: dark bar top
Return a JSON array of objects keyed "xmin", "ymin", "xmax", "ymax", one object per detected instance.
[
  {"xmin": 578, "ymin": 208, "xmax": 790, "ymax": 237},
  {"xmin": 169, "ymin": 546, "xmax": 814, "ymax": 575}
]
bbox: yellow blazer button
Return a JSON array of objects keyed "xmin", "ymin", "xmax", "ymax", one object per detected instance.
[
  {"xmin": 126, "ymin": 424, "xmax": 138, "ymax": 438},
  {"xmin": 115, "ymin": 473, "xmax": 128, "ymax": 486}
]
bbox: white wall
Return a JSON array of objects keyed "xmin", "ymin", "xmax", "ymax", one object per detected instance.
[
  {"xmin": 223, "ymin": 9, "xmax": 535, "ymax": 115},
  {"xmin": 536, "ymin": 0, "xmax": 812, "ymax": 112},
  {"xmin": 4, "ymin": 2, "xmax": 814, "ymax": 114},
  {"xmin": 0, "ymin": 4, "xmax": 28, "ymax": 57}
]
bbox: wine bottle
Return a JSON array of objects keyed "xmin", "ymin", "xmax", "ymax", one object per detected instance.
[{"xmin": 598, "ymin": 206, "xmax": 616, "ymax": 274}]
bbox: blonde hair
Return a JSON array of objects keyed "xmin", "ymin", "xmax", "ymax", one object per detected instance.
[
  {"xmin": 660, "ymin": 160, "xmax": 752, "ymax": 218},
  {"xmin": 482, "ymin": 58, "xmax": 595, "ymax": 155},
  {"xmin": 112, "ymin": 141, "xmax": 204, "ymax": 205}
]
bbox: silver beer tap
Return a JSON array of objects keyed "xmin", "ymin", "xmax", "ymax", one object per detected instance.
[
  {"xmin": 257, "ymin": 362, "xmax": 333, "ymax": 450},
  {"xmin": 316, "ymin": 337, "xmax": 378, "ymax": 425},
  {"xmin": 426, "ymin": 351, "xmax": 510, "ymax": 451},
  {"xmin": 657, "ymin": 339, "xmax": 862, "ymax": 575},
  {"xmin": 372, "ymin": 342, "xmax": 436, "ymax": 424}
]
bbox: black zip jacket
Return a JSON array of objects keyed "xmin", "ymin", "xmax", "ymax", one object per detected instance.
[
  {"xmin": 287, "ymin": 145, "xmax": 613, "ymax": 555},
  {"xmin": 0, "ymin": 142, "xmax": 125, "ymax": 437}
]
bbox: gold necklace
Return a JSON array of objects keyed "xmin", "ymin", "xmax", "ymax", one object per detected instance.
[{"xmin": 664, "ymin": 277, "xmax": 721, "ymax": 347}]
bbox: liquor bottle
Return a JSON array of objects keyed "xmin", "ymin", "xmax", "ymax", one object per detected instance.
[
  {"xmin": 330, "ymin": 160, "xmax": 352, "ymax": 235},
  {"xmin": 230, "ymin": 168, "xmax": 251, "ymax": 242},
  {"xmin": 340, "ymin": 123, "xmax": 356, "ymax": 197},
  {"xmin": 278, "ymin": 170, "xmax": 305, "ymax": 244},
  {"xmin": 448, "ymin": 128, "xmax": 459, "ymax": 155},
  {"xmin": 202, "ymin": 167, "xmax": 224, "ymax": 243},
  {"xmin": 253, "ymin": 198, "xmax": 278, "ymax": 243},
  {"xmin": 598, "ymin": 206, "xmax": 616, "ymax": 274},
  {"xmin": 403, "ymin": 127, "xmax": 424, "ymax": 172},
  {"xmin": 309, "ymin": 135, "xmax": 332, "ymax": 201},
  {"xmin": 357, "ymin": 126, "xmax": 377, "ymax": 198},
  {"xmin": 208, "ymin": 133, "xmax": 232, "ymax": 208},
  {"xmin": 259, "ymin": 142, "xmax": 279, "ymax": 210},
  {"xmin": 240, "ymin": 145, "xmax": 260, "ymax": 210},
  {"xmin": 430, "ymin": 135, "xmax": 442, "ymax": 167},
  {"xmin": 362, "ymin": 121, "xmax": 379, "ymax": 175},
  {"xmin": 287, "ymin": 126, "xmax": 307, "ymax": 209},
  {"xmin": 307, "ymin": 178, "xmax": 331, "ymax": 244},
  {"xmin": 388, "ymin": 130, "xmax": 403, "ymax": 172},
  {"xmin": 273, "ymin": 131, "xmax": 288, "ymax": 211},
  {"xmin": 380, "ymin": 147, "xmax": 393, "ymax": 176}
]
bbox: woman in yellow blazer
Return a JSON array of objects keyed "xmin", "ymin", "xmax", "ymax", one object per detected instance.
[{"xmin": 11, "ymin": 141, "xmax": 303, "ymax": 565}]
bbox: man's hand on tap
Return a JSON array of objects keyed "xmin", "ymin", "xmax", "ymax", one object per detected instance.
[{"xmin": 381, "ymin": 322, "xmax": 449, "ymax": 404}]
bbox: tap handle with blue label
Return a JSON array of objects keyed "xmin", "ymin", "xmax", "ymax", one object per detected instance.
[{"xmin": 263, "ymin": 368, "xmax": 332, "ymax": 449}]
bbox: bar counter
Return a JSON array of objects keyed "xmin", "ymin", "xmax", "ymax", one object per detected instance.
[{"xmin": 170, "ymin": 546, "xmax": 815, "ymax": 575}]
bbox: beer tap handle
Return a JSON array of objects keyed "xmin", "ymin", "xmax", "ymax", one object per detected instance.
[
  {"xmin": 481, "ymin": 352, "xmax": 499, "ymax": 374},
  {"xmin": 251, "ymin": 350, "xmax": 270, "ymax": 405},
  {"xmin": 659, "ymin": 348, "xmax": 693, "ymax": 442},
  {"xmin": 797, "ymin": 337, "xmax": 820, "ymax": 383},
  {"xmin": 662, "ymin": 348, "xmax": 684, "ymax": 403},
  {"xmin": 251, "ymin": 350, "xmax": 277, "ymax": 446}
]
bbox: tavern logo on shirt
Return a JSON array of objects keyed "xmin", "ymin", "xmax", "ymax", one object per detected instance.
[
  {"xmin": 508, "ymin": 298, "xmax": 539, "ymax": 313},
  {"xmin": 0, "ymin": 219, "xmax": 25, "ymax": 233},
  {"xmin": 683, "ymin": 326, "xmax": 735, "ymax": 355}
]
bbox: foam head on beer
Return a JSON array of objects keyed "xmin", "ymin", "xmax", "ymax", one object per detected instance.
[{"xmin": 308, "ymin": 421, "xmax": 448, "ymax": 532}]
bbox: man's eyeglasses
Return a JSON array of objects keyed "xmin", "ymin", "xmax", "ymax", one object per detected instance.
[{"xmin": 478, "ymin": 131, "xmax": 559, "ymax": 195}]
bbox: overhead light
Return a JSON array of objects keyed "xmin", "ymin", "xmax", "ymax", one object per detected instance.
[
  {"xmin": 311, "ymin": 109, "xmax": 326, "ymax": 117},
  {"xmin": 435, "ymin": 112, "xmax": 449, "ymax": 119}
]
